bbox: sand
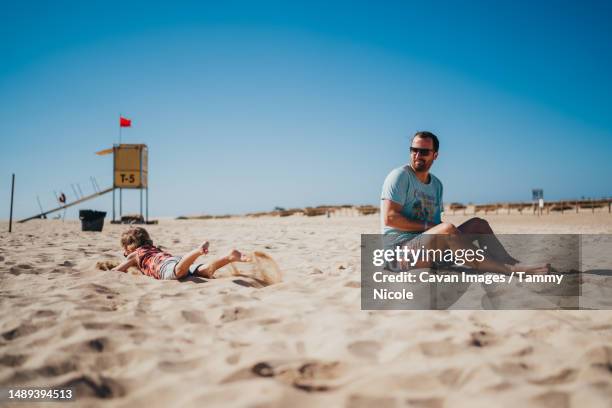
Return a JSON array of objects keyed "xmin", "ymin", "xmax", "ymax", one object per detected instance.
[{"xmin": 1, "ymin": 213, "xmax": 612, "ymax": 407}]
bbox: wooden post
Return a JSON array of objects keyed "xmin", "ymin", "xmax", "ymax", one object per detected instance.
[
  {"xmin": 592, "ymin": 198, "xmax": 595, "ymax": 214},
  {"xmin": 576, "ymin": 200, "xmax": 578, "ymax": 213},
  {"xmin": 9, "ymin": 174, "xmax": 15, "ymax": 232}
]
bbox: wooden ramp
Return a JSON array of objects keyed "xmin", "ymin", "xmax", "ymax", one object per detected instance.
[{"xmin": 18, "ymin": 187, "xmax": 115, "ymax": 223}]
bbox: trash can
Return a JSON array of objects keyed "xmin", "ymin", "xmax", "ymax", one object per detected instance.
[{"xmin": 79, "ymin": 210, "xmax": 107, "ymax": 232}]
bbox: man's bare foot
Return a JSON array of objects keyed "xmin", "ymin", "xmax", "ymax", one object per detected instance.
[
  {"xmin": 228, "ymin": 249, "xmax": 250, "ymax": 262},
  {"xmin": 510, "ymin": 263, "xmax": 551, "ymax": 274}
]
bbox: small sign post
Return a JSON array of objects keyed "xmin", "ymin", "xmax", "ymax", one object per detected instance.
[{"xmin": 532, "ymin": 189, "xmax": 544, "ymax": 216}]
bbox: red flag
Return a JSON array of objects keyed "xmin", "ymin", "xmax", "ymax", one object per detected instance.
[{"xmin": 120, "ymin": 116, "xmax": 132, "ymax": 127}]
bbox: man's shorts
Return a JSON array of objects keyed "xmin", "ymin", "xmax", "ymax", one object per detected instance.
[
  {"xmin": 158, "ymin": 256, "xmax": 182, "ymax": 280},
  {"xmin": 386, "ymin": 233, "xmax": 437, "ymax": 272}
]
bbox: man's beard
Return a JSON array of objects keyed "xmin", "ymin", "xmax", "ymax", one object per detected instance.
[{"xmin": 412, "ymin": 159, "xmax": 431, "ymax": 172}]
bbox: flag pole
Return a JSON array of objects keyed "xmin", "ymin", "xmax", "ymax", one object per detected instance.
[{"xmin": 119, "ymin": 113, "xmax": 122, "ymax": 144}]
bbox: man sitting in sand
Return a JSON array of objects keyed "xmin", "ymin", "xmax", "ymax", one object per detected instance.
[
  {"xmin": 111, "ymin": 226, "xmax": 249, "ymax": 280},
  {"xmin": 381, "ymin": 131, "xmax": 549, "ymax": 274}
]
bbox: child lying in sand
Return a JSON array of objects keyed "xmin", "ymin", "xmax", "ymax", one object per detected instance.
[{"xmin": 112, "ymin": 226, "xmax": 249, "ymax": 280}]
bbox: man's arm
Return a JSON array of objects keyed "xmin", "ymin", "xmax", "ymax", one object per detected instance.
[
  {"xmin": 112, "ymin": 252, "xmax": 138, "ymax": 272},
  {"xmin": 382, "ymin": 199, "xmax": 431, "ymax": 232}
]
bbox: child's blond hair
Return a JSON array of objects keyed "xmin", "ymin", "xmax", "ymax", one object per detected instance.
[{"xmin": 120, "ymin": 226, "xmax": 153, "ymax": 250}]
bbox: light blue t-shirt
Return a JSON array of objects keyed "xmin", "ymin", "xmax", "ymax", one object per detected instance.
[{"xmin": 380, "ymin": 165, "xmax": 443, "ymax": 246}]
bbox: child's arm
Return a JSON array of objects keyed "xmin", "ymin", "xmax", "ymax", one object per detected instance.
[{"xmin": 112, "ymin": 252, "xmax": 138, "ymax": 272}]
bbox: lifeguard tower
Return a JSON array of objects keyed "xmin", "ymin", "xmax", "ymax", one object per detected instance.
[{"xmin": 99, "ymin": 144, "xmax": 150, "ymax": 223}]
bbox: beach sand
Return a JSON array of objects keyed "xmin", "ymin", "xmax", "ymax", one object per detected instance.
[{"xmin": 1, "ymin": 213, "xmax": 612, "ymax": 407}]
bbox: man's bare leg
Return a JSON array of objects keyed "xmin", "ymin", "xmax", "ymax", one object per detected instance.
[
  {"xmin": 456, "ymin": 217, "xmax": 520, "ymax": 265},
  {"xmin": 413, "ymin": 223, "xmax": 548, "ymax": 274},
  {"xmin": 194, "ymin": 250, "xmax": 250, "ymax": 279}
]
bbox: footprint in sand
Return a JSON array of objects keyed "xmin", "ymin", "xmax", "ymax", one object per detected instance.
[
  {"xmin": 222, "ymin": 359, "xmax": 348, "ymax": 392},
  {"xmin": 10, "ymin": 360, "xmax": 78, "ymax": 384},
  {"xmin": 347, "ymin": 340, "xmax": 380, "ymax": 361},
  {"xmin": 9, "ymin": 265, "xmax": 39, "ymax": 275},
  {"xmin": 437, "ymin": 368, "xmax": 463, "ymax": 387},
  {"xmin": 86, "ymin": 338, "xmax": 110, "ymax": 352},
  {"xmin": 78, "ymin": 299, "xmax": 119, "ymax": 313},
  {"xmin": 528, "ymin": 368, "xmax": 577, "ymax": 385},
  {"xmin": 77, "ymin": 283, "xmax": 119, "ymax": 296},
  {"xmin": 61, "ymin": 337, "xmax": 113, "ymax": 353},
  {"xmin": 419, "ymin": 339, "xmax": 462, "ymax": 357},
  {"xmin": 0, "ymin": 354, "xmax": 28, "ymax": 367},
  {"xmin": 226, "ymin": 353, "xmax": 241, "ymax": 365},
  {"xmin": 346, "ymin": 394, "xmax": 396, "ymax": 408},
  {"xmin": 583, "ymin": 345, "xmax": 612, "ymax": 374},
  {"xmin": 181, "ymin": 310, "xmax": 207, "ymax": 324},
  {"xmin": 531, "ymin": 390, "xmax": 570, "ymax": 408},
  {"xmin": 219, "ymin": 306, "xmax": 252, "ymax": 323},
  {"xmin": 2, "ymin": 322, "xmax": 43, "ymax": 341},
  {"xmin": 16, "ymin": 263, "xmax": 33, "ymax": 269},
  {"xmin": 32, "ymin": 310, "xmax": 57, "ymax": 318},
  {"xmin": 135, "ymin": 295, "xmax": 154, "ymax": 316},
  {"xmin": 509, "ymin": 345, "xmax": 534, "ymax": 357},
  {"xmin": 491, "ymin": 361, "xmax": 530, "ymax": 377},
  {"xmin": 157, "ymin": 358, "xmax": 200, "ymax": 372},
  {"xmin": 82, "ymin": 322, "xmax": 136, "ymax": 331},
  {"xmin": 404, "ymin": 397, "xmax": 445, "ymax": 408},
  {"xmin": 469, "ymin": 330, "xmax": 499, "ymax": 348},
  {"xmin": 60, "ymin": 375, "xmax": 125, "ymax": 399}
]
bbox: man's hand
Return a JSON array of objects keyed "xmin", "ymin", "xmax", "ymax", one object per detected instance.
[
  {"xmin": 382, "ymin": 199, "xmax": 434, "ymax": 232},
  {"xmin": 200, "ymin": 241, "xmax": 210, "ymax": 255}
]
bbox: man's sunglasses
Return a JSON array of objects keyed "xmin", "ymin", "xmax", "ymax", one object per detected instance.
[{"xmin": 410, "ymin": 147, "xmax": 433, "ymax": 156}]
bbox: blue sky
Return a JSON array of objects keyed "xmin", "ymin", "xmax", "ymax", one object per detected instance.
[{"xmin": 1, "ymin": 1, "xmax": 611, "ymax": 219}]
